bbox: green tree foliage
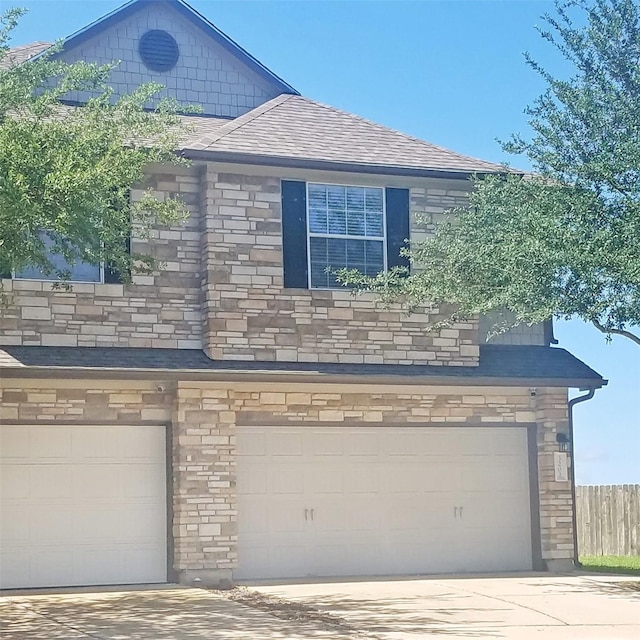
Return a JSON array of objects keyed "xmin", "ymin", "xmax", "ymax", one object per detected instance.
[
  {"xmin": 0, "ymin": 8, "xmax": 192, "ymax": 283},
  {"xmin": 339, "ymin": 0, "xmax": 640, "ymax": 346}
]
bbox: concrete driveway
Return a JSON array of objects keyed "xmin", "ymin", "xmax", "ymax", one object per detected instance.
[
  {"xmin": 251, "ymin": 573, "xmax": 640, "ymax": 639},
  {"xmin": 1, "ymin": 574, "xmax": 638, "ymax": 639}
]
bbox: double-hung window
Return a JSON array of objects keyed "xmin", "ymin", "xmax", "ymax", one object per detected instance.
[
  {"xmin": 307, "ymin": 183, "xmax": 386, "ymax": 289},
  {"xmin": 280, "ymin": 180, "xmax": 409, "ymax": 290}
]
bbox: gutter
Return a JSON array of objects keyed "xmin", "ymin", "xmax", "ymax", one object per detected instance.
[
  {"xmin": 568, "ymin": 387, "xmax": 599, "ymax": 568},
  {"xmin": 0, "ymin": 365, "xmax": 606, "ymax": 389}
]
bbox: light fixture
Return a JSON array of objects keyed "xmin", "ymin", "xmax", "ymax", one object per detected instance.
[{"xmin": 556, "ymin": 432, "xmax": 571, "ymax": 453}]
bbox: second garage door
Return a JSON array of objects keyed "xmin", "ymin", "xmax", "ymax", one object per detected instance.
[{"xmin": 236, "ymin": 426, "xmax": 533, "ymax": 579}]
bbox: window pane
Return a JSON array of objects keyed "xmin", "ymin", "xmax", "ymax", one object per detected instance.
[
  {"xmin": 365, "ymin": 240, "xmax": 384, "ymax": 276},
  {"xmin": 15, "ymin": 233, "xmax": 101, "ymax": 283},
  {"xmin": 327, "ymin": 238, "xmax": 347, "ymax": 266},
  {"xmin": 346, "ymin": 187, "xmax": 365, "ymax": 211},
  {"xmin": 365, "ymin": 211, "xmax": 384, "ymax": 237},
  {"xmin": 327, "ymin": 210, "xmax": 346, "ymax": 235},
  {"xmin": 309, "ymin": 237, "xmax": 329, "ymax": 288},
  {"xmin": 346, "ymin": 239, "xmax": 365, "ymax": 264},
  {"xmin": 347, "ymin": 210, "xmax": 366, "ymax": 236},
  {"xmin": 327, "ymin": 185, "xmax": 346, "ymax": 211},
  {"xmin": 309, "ymin": 207, "xmax": 327, "ymax": 233},
  {"xmin": 308, "ymin": 184, "xmax": 327, "ymax": 208},
  {"xmin": 365, "ymin": 188, "xmax": 383, "ymax": 212}
]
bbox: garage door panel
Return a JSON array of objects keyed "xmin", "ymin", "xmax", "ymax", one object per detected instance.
[
  {"xmin": 0, "ymin": 428, "xmax": 29, "ymax": 459},
  {"xmin": 269, "ymin": 464, "xmax": 305, "ymax": 493},
  {"xmin": 121, "ymin": 464, "xmax": 166, "ymax": 499},
  {"xmin": 343, "ymin": 464, "xmax": 381, "ymax": 493},
  {"xmin": 76, "ymin": 465, "xmax": 121, "ymax": 499},
  {"xmin": 344, "ymin": 496, "xmax": 381, "ymax": 531},
  {"xmin": 461, "ymin": 460, "xmax": 528, "ymax": 492},
  {"xmin": 0, "ymin": 425, "xmax": 167, "ymax": 589},
  {"xmin": 0, "ymin": 507, "xmax": 29, "ymax": 544},
  {"xmin": 307, "ymin": 431, "xmax": 343, "ymax": 456},
  {"xmin": 31, "ymin": 466, "xmax": 74, "ymax": 499},
  {"xmin": 270, "ymin": 431, "xmax": 303, "ymax": 456},
  {"xmin": 77, "ymin": 508, "xmax": 120, "ymax": 540},
  {"xmin": 237, "ymin": 464, "xmax": 267, "ymax": 495},
  {"xmin": 119, "ymin": 428, "xmax": 165, "ymax": 461},
  {"xmin": 31, "ymin": 428, "xmax": 73, "ymax": 459},
  {"xmin": 385, "ymin": 431, "xmax": 423, "ymax": 455},
  {"xmin": 1, "ymin": 465, "xmax": 29, "ymax": 499},
  {"xmin": 73, "ymin": 429, "xmax": 119, "ymax": 458},
  {"xmin": 307, "ymin": 464, "xmax": 344, "ymax": 494},
  {"xmin": 345, "ymin": 431, "xmax": 380, "ymax": 456},
  {"xmin": 237, "ymin": 430, "xmax": 266, "ymax": 456}
]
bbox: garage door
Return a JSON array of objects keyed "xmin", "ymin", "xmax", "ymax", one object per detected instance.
[
  {"xmin": 0, "ymin": 425, "xmax": 167, "ymax": 589},
  {"xmin": 236, "ymin": 426, "xmax": 533, "ymax": 579}
]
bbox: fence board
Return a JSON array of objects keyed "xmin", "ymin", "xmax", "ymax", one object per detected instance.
[{"xmin": 577, "ymin": 485, "xmax": 640, "ymax": 556}]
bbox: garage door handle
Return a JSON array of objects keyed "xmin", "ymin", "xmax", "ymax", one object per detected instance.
[
  {"xmin": 459, "ymin": 507, "xmax": 464, "ymax": 519},
  {"xmin": 454, "ymin": 506, "xmax": 458, "ymax": 518},
  {"xmin": 304, "ymin": 509, "xmax": 308, "ymax": 521},
  {"xmin": 310, "ymin": 509, "xmax": 314, "ymax": 521}
]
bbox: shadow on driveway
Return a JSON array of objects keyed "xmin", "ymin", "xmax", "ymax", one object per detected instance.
[{"xmin": 0, "ymin": 587, "xmax": 349, "ymax": 640}]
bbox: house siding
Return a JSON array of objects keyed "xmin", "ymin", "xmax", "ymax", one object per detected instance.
[
  {"xmin": 57, "ymin": 2, "xmax": 281, "ymax": 117},
  {"xmin": 0, "ymin": 379, "xmax": 575, "ymax": 582}
]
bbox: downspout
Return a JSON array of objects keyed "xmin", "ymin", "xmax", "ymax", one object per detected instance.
[{"xmin": 568, "ymin": 387, "xmax": 597, "ymax": 569}]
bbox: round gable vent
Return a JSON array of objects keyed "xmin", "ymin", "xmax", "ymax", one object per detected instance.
[{"xmin": 138, "ymin": 30, "xmax": 179, "ymax": 72}]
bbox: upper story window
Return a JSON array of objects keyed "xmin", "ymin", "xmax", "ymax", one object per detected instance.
[
  {"xmin": 14, "ymin": 232, "xmax": 102, "ymax": 283},
  {"xmin": 281, "ymin": 180, "xmax": 409, "ymax": 290},
  {"xmin": 307, "ymin": 183, "xmax": 386, "ymax": 289}
]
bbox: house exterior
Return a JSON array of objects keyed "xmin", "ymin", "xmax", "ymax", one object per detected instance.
[{"xmin": 0, "ymin": 0, "xmax": 605, "ymax": 590}]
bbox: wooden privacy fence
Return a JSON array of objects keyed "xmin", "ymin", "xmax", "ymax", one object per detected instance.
[{"xmin": 577, "ymin": 485, "xmax": 640, "ymax": 556}]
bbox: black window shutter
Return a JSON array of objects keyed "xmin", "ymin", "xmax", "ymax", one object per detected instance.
[
  {"xmin": 281, "ymin": 180, "xmax": 308, "ymax": 288},
  {"xmin": 104, "ymin": 233, "xmax": 131, "ymax": 283},
  {"xmin": 104, "ymin": 191, "xmax": 132, "ymax": 284},
  {"xmin": 385, "ymin": 187, "xmax": 410, "ymax": 271}
]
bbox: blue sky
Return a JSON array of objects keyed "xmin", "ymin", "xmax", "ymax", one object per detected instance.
[{"xmin": 7, "ymin": 0, "xmax": 639, "ymax": 484}]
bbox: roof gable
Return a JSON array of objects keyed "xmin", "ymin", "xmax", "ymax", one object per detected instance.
[{"xmin": 40, "ymin": 0, "xmax": 296, "ymax": 117}]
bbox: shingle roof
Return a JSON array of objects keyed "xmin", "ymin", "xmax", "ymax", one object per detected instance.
[
  {"xmin": 0, "ymin": 345, "xmax": 606, "ymax": 388},
  {"xmin": 181, "ymin": 94, "xmax": 507, "ymax": 175},
  {"xmin": 0, "ymin": 42, "xmax": 51, "ymax": 70}
]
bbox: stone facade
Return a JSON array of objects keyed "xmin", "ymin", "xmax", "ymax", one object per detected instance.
[
  {"xmin": 58, "ymin": 2, "xmax": 281, "ymax": 117},
  {"xmin": 200, "ymin": 167, "xmax": 479, "ymax": 365},
  {"xmin": 1, "ymin": 166, "xmax": 203, "ymax": 349},
  {"xmin": 2, "ymin": 164, "xmax": 490, "ymax": 365},
  {"xmin": 0, "ymin": 377, "xmax": 575, "ymax": 582}
]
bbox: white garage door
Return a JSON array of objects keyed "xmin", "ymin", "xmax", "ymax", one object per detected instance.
[
  {"xmin": 0, "ymin": 425, "xmax": 167, "ymax": 589},
  {"xmin": 236, "ymin": 426, "xmax": 532, "ymax": 579}
]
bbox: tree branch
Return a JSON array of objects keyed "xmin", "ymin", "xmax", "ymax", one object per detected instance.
[{"xmin": 590, "ymin": 318, "xmax": 640, "ymax": 346}]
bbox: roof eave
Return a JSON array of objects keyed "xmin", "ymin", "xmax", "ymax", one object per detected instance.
[
  {"xmin": 0, "ymin": 365, "xmax": 607, "ymax": 389},
  {"xmin": 180, "ymin": 149, "xmax": 506, "ymax": 180}
]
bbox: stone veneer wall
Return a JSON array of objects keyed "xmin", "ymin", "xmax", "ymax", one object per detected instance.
[
  {"xmin": 200, "ymin": 168, "xmax": 479, "ymax": 365},
  {"xmin": 0, "ymin": 166, "xmax": 203, "ymax": 349},
  {"xmin": 0, "ymin": 379, "xmax": 574, "ymax": 583}
]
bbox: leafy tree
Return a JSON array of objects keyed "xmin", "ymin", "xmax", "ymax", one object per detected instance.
[
  {"xmin": 339, "ymin": 0, "xmax": 640, "ymax": 346},
  {"xmin": 0, "ymin": 8, "xmax": 191, "ymax": 284}
]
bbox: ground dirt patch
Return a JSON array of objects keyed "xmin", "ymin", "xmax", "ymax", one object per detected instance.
[{"xmin": 214, "ymin": 587, "xmax": 377, "ymax": 638}]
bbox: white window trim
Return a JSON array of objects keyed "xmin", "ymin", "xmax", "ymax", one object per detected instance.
[{"xmin": 306, "ymin": 182, "xmax": 387, "ymax": 290}]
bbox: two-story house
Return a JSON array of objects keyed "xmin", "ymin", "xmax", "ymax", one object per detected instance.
[{"xmin": 0, "ymin": 0, "xmax": 605, "ymax": 590}]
